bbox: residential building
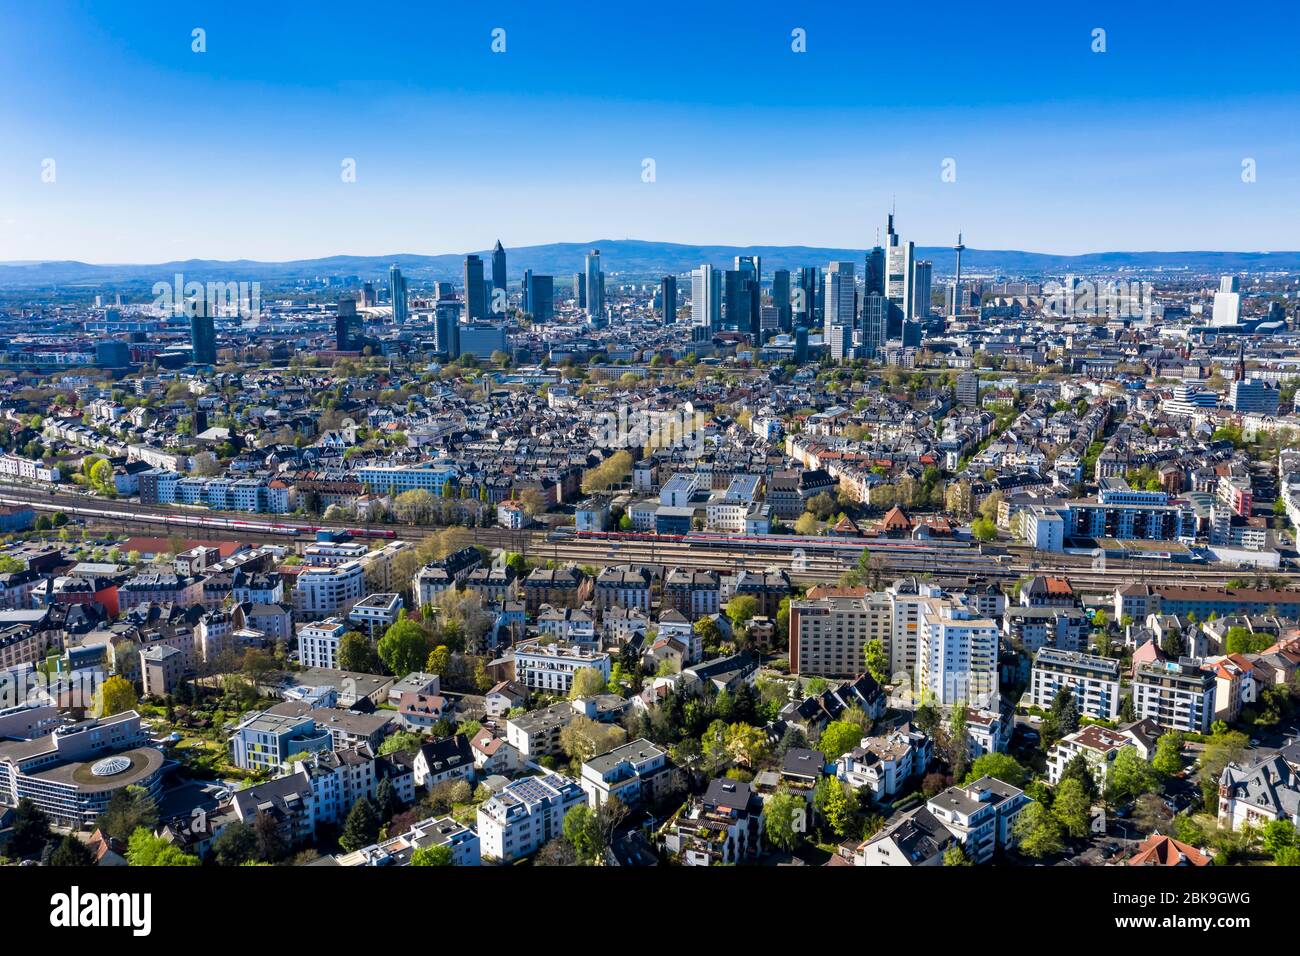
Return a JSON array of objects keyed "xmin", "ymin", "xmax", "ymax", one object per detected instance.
[
  {"xmin": 925, "ymin": 776, "xmax": 1029, "ymax": 864},
  {"xmin": 579, "ymin": 738, "xmax": 671, "ymax": 808},
  {"xmin": 513, "ymin": 639, "xmax": 610, "ymax": 695},
  {"xmin": 477, "ymin": 772, "xmax": 586, "ymax": 862},
  {"xmin": 1133, "ymin": 658, "xmax": 1217, "ymax": 733},
  {"xmin": 1029, "ymin": 648, "xmax": 1122, "ymax": 720},
  {"xmin": 661, "ymin": 777, "xmax": 764, "ymax": 866}
]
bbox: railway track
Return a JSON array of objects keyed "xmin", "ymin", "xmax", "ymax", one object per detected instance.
[{"xmin": 6, "ymin": 483, "xmax": 1299, "ymax": 593}]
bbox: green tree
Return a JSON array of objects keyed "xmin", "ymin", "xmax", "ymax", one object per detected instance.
[
  {"xmin": 1052, "ymin": 778, "xmax": 1092, "ymax": 838},
  {"xmin": 1059, "ymin": 753, "xmax": 1099, "ymax": 802},
  {"xmin": 212, "ymin": 820, "xmax": 260, "ymax": 866},
  {"xmin": 693, "ymin": 617, "xmax": 722, "ymax": 653},
  {"xmin": 964, "ymin": 753, "xmax": 1028, "ymax": 789},
  {"xmin": 49, "ymin": 833, "xmax": 96, "ymax": 866},
  {"xmin": 943, "ymin": 844, "xmax": 972, "ymax": 866},
  {"xmin": 1105, "ymin": 748, "xmax": 1157, "ymax": 805},
  {"xmin": 1014, "ymin": 801, "xmax": 1065, "ymax": 858},
  {"xmin": 821, "ymin": 778, "xmax": 859, "ymax": 838},
  {"xmin": 89, "ymin": 457, "xmax": 116, "ymax": 495},
  {"xmin": 725, "ymin": 722, "xmax": 771, "ymax": 768},
  {"xmin": 8, "ymin": 799, "xmax": 51, "ymax": 857},
  {"xmin": 764, "ymin": 789, "xmax": 805, "ymax": 852},
  {"xmin": 339, "ymin": 796, "xmax": 381, "ymax": 852},
  {"xmin": 1049, "ymin": 686, "xmax": 1079, "ymax": 737},
  {"xmin": 1152, "ymin": 732, "xmax": 1184, "ymax": 777},
  {"xmin": 378, "ymin": 731, "xmax": 424, "ymax": 756},
  {"xmin": 1224, "ymin": 626, "xmax": 1272, "ymax": 655},
  {"xmin": 376, "ymin": 618, "xmax": 429, "ymax": 678},
  {"xmin": 1275, "ymin": 845, "xmax": 1300, "ymax": 867},
  {"xmin": 410, "ymin": 844, "xmax": 454, "ymax": 866},
  {"xmin": 126, "ymin": 828, "xmax": 200, "ymax": 866},
  {"xmin": 562, "ymin": 804, "xmax": 602, "ymax": 862},
  {"xmin": 96, "ymin": 675, "xmax": 137, "ymax": 716},
  {"xmin": 375, "ymin": 778, "xmax": 400, "ymax": 821},
  {"xmin": 1261, "ymin": 819, "xmax": 1297, "ymax": 858},
  {"xmin": 863, "ymin": 639, "xmax": 889, "ymax": 685},
  {"xmin": 1196, "ymin": 728, "xmax": 1248, "ymax": 811},
  {"xmin": 337, "ymin": 631, "xmax": 375, "ymax": 672},
  {"xmin": 426, "ymin": 645, "xmax": 451, "ymax": 675},
  {"xmin": 818, "ymin": 720, "xmax": 864, "ymax": 760},
  {"xmin": 568, "ymin": 666, "xmax": 608, "ymax": 699},
  {"xmin": 96, "ymin": 786, "xmax": 159, "ymax": 844},
  {"xmin": 726, "ymin": 595, "xmax": 760, "ymax": 630}
]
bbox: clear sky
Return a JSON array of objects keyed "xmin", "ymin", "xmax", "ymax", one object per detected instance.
[{"xmin": 1, "ymin": 0, "xmax": 1298, "ymax": 263}]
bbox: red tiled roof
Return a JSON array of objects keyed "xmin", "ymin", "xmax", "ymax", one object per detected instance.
[{"xmin": 1126, "ymin": 834, "xmax": 1210, "ymax": 867}]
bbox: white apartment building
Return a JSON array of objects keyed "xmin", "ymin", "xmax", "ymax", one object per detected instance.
[
  {"xmin": 926, "ymin": 776, "xmax": 1028, "ymax": 864},
  {"xmin": 332, "ymin": 816, "xmax": 480, "ymax": 868},
  {"xmin": 293, "ymin": 561, "xmax": 365, "ymax": 620},
  {"xmin": 302, "ymin": 541, "xmax": 370, "ymax": 566},
  {"xmin": 1045, "ymin": 725, "xmax": 1136, "ymax": 786},
  {"xmin": 916, "ymin": 600, "xmax": 999, "ymax": 707},
  {"xmin": 836, "ymin": 729, "xmax": 932, "ymax": 802},
  {"xmin": 298, "ymin": 617, "xmax": 349, "ymax": 671},
  {"xmin": 476, "ymin": 772, "xmax": 586, "ymax": 862},
  {"xmin": 505, "ymin": 701, "xmax": 576, "ymax": 760},
  {"xmin": 579, "ymin": 738, "xmax": 670, "ymax": 808},
  {"xmin": 887, "ymin": 584, "xmax": 946, "ymax": 679},
  {"xmin": 348, "ymin": 592, "xmax": 403, "ymax": 636},
  {"xmin": 1029, "ymin": 647, "xmax": 1121, "ymax": 720},
  {"xmin": 333, "ymin": 815, "xmax": 480, "ymax": 866},
  {"xmin": 513, "ymin": 639, "xmax": 610, "ymax": 694}
]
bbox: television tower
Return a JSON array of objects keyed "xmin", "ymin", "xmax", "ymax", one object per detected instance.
[{"xmin": 951, "ymin": 232, "xmax": 966, "ymax": 318}]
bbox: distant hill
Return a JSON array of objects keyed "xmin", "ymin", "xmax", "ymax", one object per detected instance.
[{"xmin": 3, "ymin": 240, "xmax": 1298, "ymax": 288}]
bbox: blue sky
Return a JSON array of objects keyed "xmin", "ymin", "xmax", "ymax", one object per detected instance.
[{"xmin": 1, "ymin": 0, "xmax": 1297, "ymax": 262}]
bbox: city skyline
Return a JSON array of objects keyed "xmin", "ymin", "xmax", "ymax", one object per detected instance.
[{"xmin": 2, "ymin": 0, "xmax": 1299, "ymax": 263}]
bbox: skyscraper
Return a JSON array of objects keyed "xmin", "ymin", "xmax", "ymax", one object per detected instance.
[
  {"xmin": 885, "ymin": 214, "xmax": 915, "ymax": 336},
  {"xmin": 573, "ymin": 272, "xmax": 586, "ymax": 308},
  {"xmin": 913, "ymin": 260, "xmax": 933, "ymax": 319},
  {"xmin": 691, "ymin": 264, "xmax": 722, "ymax": 331},
  {"xmin": 1213, "ymin": 275, "xmax": 1242, "ymax": 326},
  {"xmin": 389, "ymin": 264, "xmax": 409, "ymax": 325},
  {"xmin": 527, "ymin": 273, "xmax": 554, "ymax": 323},
  {"xmin": 827, "ymin": 324, "xmax": 852, "ymax": 362},
  {"xmin": 491, "ymin": 240, "xmax": 507, "ymax": 293},
  {"xmin": 335, "ymin": 297, "xmax": 362, "ymax": 352},
  {"xmin": 661, "ymin": 275, "xmax": 677, "ymax": 325},
  {"xmin": 522, "ymin": 268, "xmax": 533, "ymax": 314},
  {"xmin": 585, "ymin": 249, "xmax": 603, "ymax": 323},
  {"xmin": 725, "ymin": 268, "xmax": 759, "ymax": 338},
  {"xmin": 860, "ymin": 292, "xmax": 887, "ymax": 360},
  {"xmin": 901, "ymin": 318, "xmax": 922, "ymax": 348},
  {"xmin": 464, "ymin": 255, "xmax": 487, "ymax": 321},
  {"xmin": 950, "ymin": 232, "xmax": 966, "ymax": 320},
  {"xmin": 772, "ymin": 269, "xmax": 792, "ymax": 332},
  {"xmin": 824, "ymin": 261, "xmax": 856, "ymax": 337},
  {"xmin": 190, "ymin": 311, "xmax": 216, "ymax": 365},
  {"xmin": 865, "ymin": 246, "xmax": 885, "ymax": 297},
  {"xmin": 795, "ymin": 266, "xmax": 819, "ymax": 328},
  {"xmin": 733, "ymin": 256, "xmax": 762, "ymax": 338},
  {"xmin": 435, "ymin": 300, "xmax": 461, "ymax": 359}
]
